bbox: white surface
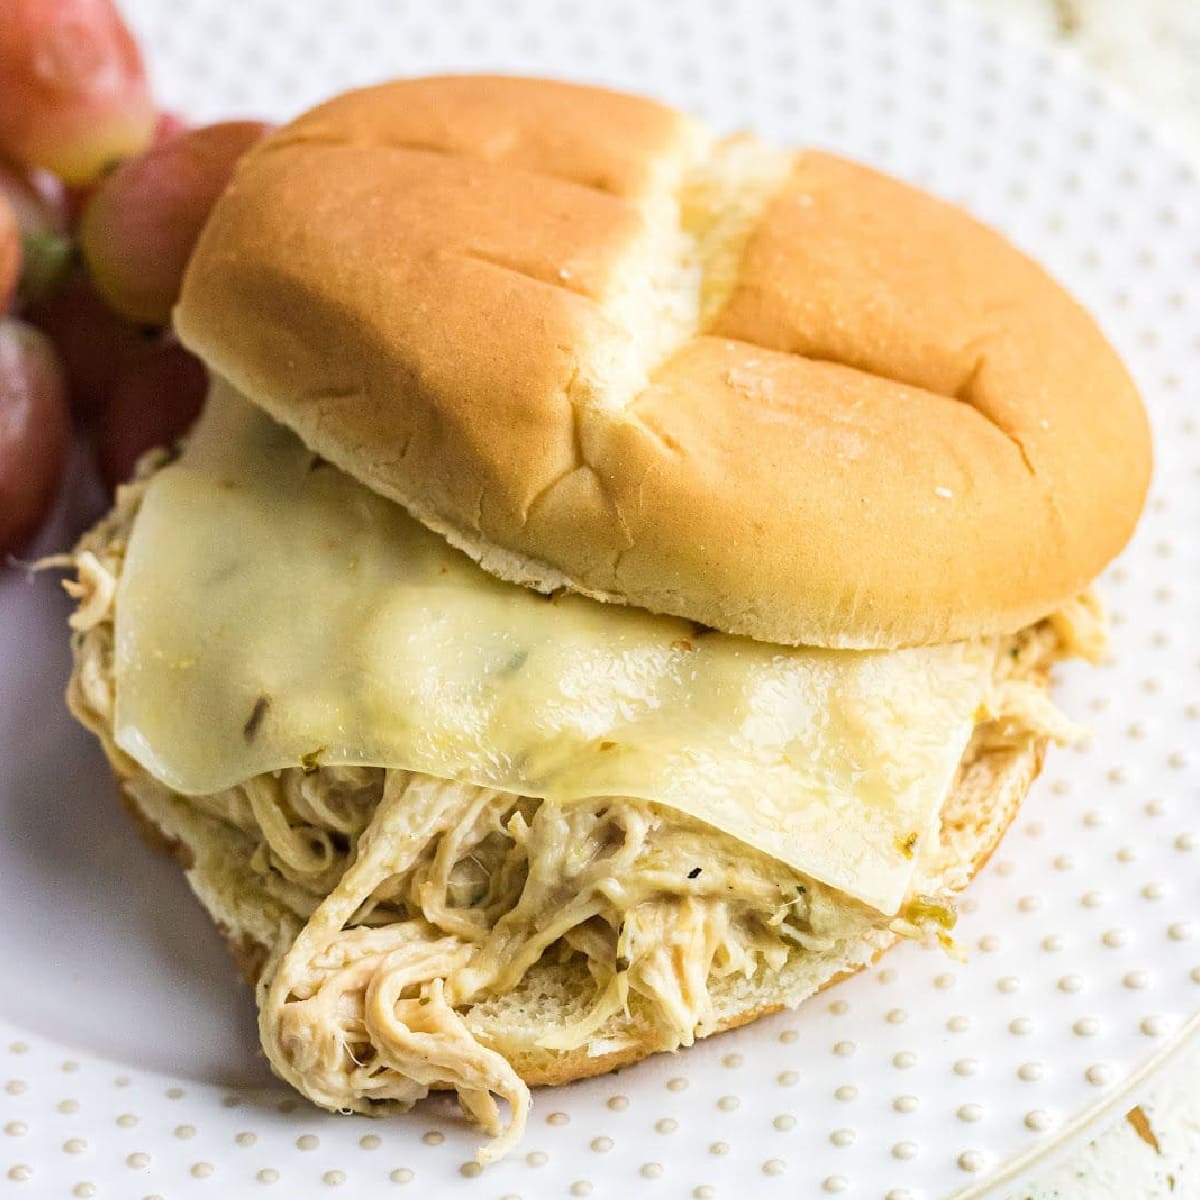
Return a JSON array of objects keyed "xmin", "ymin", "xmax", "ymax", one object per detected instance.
[
  {"xmin": 1013, "ymin": 1038, "xmax": 1200, "ymax": 1200},
  {"xmin": 972, "ymin": 0, "xmax": 1200, "ymax": 164},
  {"xmin": 3, "ymin": 1, "xmax": 1200, "ymax": 1197}
]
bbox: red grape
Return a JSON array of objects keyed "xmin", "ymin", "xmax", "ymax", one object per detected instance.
[
  {"xmin": 0, "ymin": 0, "xmax": 155, "ymax": 185},
  {"xmin": 80, "ymin": 120, "xmax": 272, "ymax": 324},
  {"xmin": 64, "ymin": 112, "xmax": 190, "ymax": 229},
  {"xmin": 0, "ymin": 197, "xmax": 18, "ymax": 315},
  {"xmin": 97, "ymin": 338, "xmax": 206, "ymax": 490},
  {"xmin": 26, "ymin": 268, "xmax": 146, "ymax": 423},
  {"xmin": 0, "ymin": 318, "xmax": 70, "ymax": 557}
]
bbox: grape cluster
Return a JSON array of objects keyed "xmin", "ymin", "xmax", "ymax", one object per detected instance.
[{"xmin": 0, "ymin": 0, "xmax": 271, "ymax": 556}]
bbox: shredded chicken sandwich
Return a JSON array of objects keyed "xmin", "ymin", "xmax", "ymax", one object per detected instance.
[
  {"xmin": 64, "ymin": 454, "xmax": 1100, "ymax": 1157},
  {"xmin": 58, "ymin": 74, "xmax": 1147, "ymax": 1162}
]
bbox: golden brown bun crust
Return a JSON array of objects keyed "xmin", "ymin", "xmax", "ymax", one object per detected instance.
[{"xmin": 176, "ymin": 75, "xmax": 1151, "ymax": 648}]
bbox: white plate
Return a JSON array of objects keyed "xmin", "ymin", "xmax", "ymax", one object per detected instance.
[{"xmin": 3, "ymin": 1, "xmax": 1199, "ymax": 1197}]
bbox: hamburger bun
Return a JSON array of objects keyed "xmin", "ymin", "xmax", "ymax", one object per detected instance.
[{"xmin": 176, "ymin": 74, "xmax": 1151, "ymax": 649}]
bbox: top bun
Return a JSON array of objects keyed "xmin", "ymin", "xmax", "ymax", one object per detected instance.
[{"xmin": 176, "ymin": 75, "xmax": 1151, "ymax": 649}]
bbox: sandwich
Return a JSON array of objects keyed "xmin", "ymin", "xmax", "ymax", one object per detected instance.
[{"xmin": 62, "ymin": 75, "xmax": 1151, "ymax": 1159}]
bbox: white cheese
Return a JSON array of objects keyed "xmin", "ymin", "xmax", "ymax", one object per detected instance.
[{"xmin": 113, "ymin": 382, "xmax": 994, "ymax": 914}]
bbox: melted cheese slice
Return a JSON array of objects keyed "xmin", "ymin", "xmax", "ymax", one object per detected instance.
[{"xmin": 114, "ymin": 384, "xmax": 994, "ymax": 914}]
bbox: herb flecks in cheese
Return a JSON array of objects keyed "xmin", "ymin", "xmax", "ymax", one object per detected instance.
[{"xmin": 114, "ymin": 383, "xmax": 994, "ymax": 915}]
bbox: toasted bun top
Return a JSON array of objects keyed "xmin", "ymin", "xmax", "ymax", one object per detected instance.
[{"xmin": 176, "ymin": 75, "xmax": 1151, "ymax": 648}]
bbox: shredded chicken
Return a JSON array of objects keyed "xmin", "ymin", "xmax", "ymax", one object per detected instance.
[{"xmin": 64, "ymin": 470, "xmax": 1084, "ymax": 1161}]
